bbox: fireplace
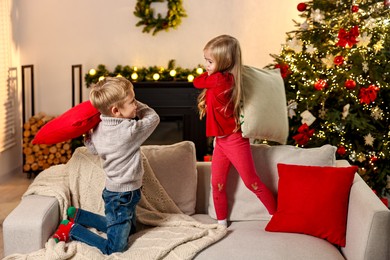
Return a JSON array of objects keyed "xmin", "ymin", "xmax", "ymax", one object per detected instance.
[{"xmin": 134, "ymin": 82, "xmax": 207, "ymax": 160}]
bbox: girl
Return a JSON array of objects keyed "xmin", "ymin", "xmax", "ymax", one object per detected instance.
[{"xmin": 193, "ymin": 35, "xmax": 276, "ymax": 227}]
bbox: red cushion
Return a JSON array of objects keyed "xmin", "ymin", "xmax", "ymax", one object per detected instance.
[
  {"xmin": 265, "ymin": 163, "xmax": 357, "ymax": 247},
  {"xmin": 32, "ymin": 101, "xmax": 101, "ymax": 145}
]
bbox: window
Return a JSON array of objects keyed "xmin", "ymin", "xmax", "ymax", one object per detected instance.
[{"xmin": 0, "ymin": 0, "xmax": 16, "ymax": 152}]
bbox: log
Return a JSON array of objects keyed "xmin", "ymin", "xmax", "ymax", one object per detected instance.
[{"xmin": 23, "ymin": 113, "xmax": 75, "ymax": 175}]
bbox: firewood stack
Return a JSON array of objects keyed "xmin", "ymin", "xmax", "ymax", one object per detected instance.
[{"xmin": 23, "ymin": 113, "xmax": 73, "ymax": 176}]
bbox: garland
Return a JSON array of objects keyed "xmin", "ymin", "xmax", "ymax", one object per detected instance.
[
  {"xmin": 85, "ymin": 60, "xmax": 204, "ymax": 87},
  {"xmin": 134, "ymin": 0, "xmax": 187, "ymax": 35}
]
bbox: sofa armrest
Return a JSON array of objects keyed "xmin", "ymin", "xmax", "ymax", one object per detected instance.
[
  {"xmin": 3, "ymin": 194, "xmax": 60, "ymax": 256},
  {"xmin": 195, "ymin": 162, "xmax": 212, "ymax": 214},
  {"xmin": 341, "ymin": 174, "xmax": 390, "ymax": 260}
]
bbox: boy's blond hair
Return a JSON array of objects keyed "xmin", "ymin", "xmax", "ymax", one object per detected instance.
[
  {"xmin": 197, "ymin": 35, "xmax": 243, "ymax": 128},
  {"xmin": 89, "ymin": 77, "xmax": 134, "ymax": 116}
]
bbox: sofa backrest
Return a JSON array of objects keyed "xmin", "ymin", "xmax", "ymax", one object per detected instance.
[{"xmin": 204, "ymin": 144, "xmax": 337, "ymax": 221}]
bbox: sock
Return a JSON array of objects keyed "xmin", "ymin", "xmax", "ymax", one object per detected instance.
[
  {"xmin": 67, "ymin": 206, "xmax": 77, "ymax": 222},
  {"xmin": 217, "ymin": 219, "xmax": 228, "ymax": 227},
  {"xmin": 52, "ymin": 219, "xmax": 74, "ymax": 243}
]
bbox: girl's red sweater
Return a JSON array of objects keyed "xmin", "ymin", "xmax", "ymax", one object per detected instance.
[{"xmin": 193, "ymin": 72, "xmax": 237, "ymax": 137}]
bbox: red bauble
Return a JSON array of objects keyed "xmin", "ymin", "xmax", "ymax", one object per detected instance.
[
  {"xmin": 314, "ymin": 79, "xmax": 327, "ymax": 90},
  {"xmin": 344, "ymin": 79, "xmax": 356, "ymax": 90},
  {"xmin": 351, "ymin": 5, "xmax": 359, "ymax": 12},
  {"xmin": 337, "ymin": 146, "xmax": 346, "ymax": 156},
  {"xmin": 297, "ymin": 3, "xmax": 307, "ymax": 12},
  {"xmin": 334, "ymin": 55, "xmax": 344, "ymax": 66},
  {"xmin": 385, "ymin": 0, "xmax": 390, "ymax": 8}
]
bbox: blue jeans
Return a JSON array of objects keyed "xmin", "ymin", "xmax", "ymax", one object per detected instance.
[{"xmin": 69, "ymin": 188, "xmax": 141, "ymax": 255}]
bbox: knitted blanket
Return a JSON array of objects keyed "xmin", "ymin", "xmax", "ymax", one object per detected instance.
[{"xmin": 5, "ymin": 147, "xmax": 226, "ymax": 260}]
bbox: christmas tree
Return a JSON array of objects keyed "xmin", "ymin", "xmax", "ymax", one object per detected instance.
[{"xmin": 268, "ymin": 0, "xmax": 390, "ymax": 198}]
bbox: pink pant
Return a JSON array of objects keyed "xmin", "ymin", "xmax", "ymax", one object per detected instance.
[{"xmin": 211, "ymin": 132, "xmax": 276, "ymax": 220}]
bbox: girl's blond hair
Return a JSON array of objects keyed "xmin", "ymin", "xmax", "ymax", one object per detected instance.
[
  {"xmin": 89, "ymin": 77, "xmax": 134, "ymax": 116},
  {"xmin": 197, "ymin": 35, "xmax": 243, "ymax": 128}
]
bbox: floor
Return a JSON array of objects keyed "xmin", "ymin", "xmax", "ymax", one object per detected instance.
[{"xmin": 0, "ymin": 172, "xmax": 34, "ymax": 258}]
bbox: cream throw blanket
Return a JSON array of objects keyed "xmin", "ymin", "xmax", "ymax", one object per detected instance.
[{"xmin": 5, "ymin": 148, "xmax": 226, "ymax": 260}]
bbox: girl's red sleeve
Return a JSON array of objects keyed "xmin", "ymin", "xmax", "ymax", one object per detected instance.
[{"xmin": 193, "ymin": 72, "xmax": 222, "ymax": 89}]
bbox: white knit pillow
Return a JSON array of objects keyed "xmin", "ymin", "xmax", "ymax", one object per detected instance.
[
  {"xmin": 141, "ymin": 141, "xmax": 198, "ymax": 215},
  {"xmin": 208, "ymin": 144, "xmax": 337, "ymax": 221},
  {"xmin": 240, "ymin": 66, "xmax": 288, "ymax": 144}
]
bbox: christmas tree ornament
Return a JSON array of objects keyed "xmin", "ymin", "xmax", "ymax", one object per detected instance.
[
  {"xmin": 362, "ymin": 62, "xmax": 369, "ymax": 73},
  {"xmin": 314, "ymin": 79, "xmax": 328, "ymax": 90},
  {"xmin": 321, "ymin": 54, "xmax": 335, "ymax": 69},
  {"xmin": 292, "ymin": 123, "xmax": 315, "ymax": 146},
  {"xmin": 364, "ymin": 133, "xmax": 375, "ymax": 146},
  {"xmin": 385, "ymin": 0, "xmax": 390, "ymax": 8},
  {"xmin": 337, "ymin": 146, "xmax": 347, "ymax": 156},
  {"xmin": 274, "ymin": 63, "xmax": 291, "ymax": 79},
  {"xmin": 311, "ymin": 9, "xmax": 325, "ymax": 24},
  {"xmin": 356, "ymin": 32, "xmax": 372, "ymax": 48},
  {"xmin": 359, "ymin": 85, "xmax": 379, "ymax": 104},
  {"xmin": 287, "ymin": 37, "xmax": 303, "ymax": 53},
  {"xmin": 287, "ymin": 100, "xmax": 298, "ymax": 119},
  {"xmin": 297, "ymin": 3, "xmax": 307, "ymax": 12},
  {"xmin": 333, "ymin": 55, "xmax": 344, "ymax": 66},
  {"xmin": 371, "ymin": 106, "xmax": 384, "ymax": 120},
  {"xmin": 336, "ymin": 26, "xmax": 359, "ymax": 48},
  {"xmin": 305, "ymin": 44, "xmax": 316, "ymax": 54},
  {"xmin": 344, "ymin": 79, "xmax": 357, "ymax": 90},
  {"xmin": 351, "ymin": 5, "xmax": 359, "ymax": 13},
  {"xmin": 342, "ymin": 104, "xmax": 350, "ymax": 119},
  {"xmin": 301, "ymin": 110, "xmax": 316, "ymax": 126}
]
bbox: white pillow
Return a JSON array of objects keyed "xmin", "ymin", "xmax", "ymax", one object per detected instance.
[
  {"xmin": 240, "ymin": 66, "xmax": 288, "ymax": 144},
  {"xmin": 208, "ymin": 144, "xmax": 337, "ymax": 221},
  {"xmin": 141, "ymin": 141, "xmax": 198, "ymax": 215}
]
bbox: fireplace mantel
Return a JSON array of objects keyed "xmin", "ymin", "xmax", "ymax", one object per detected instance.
[{"xmin": 133, "ymin": 81, "xmax": 207, "ymax": 160}]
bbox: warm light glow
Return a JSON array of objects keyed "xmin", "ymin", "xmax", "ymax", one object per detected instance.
[
  {"xmin": 196, "ymin": 67, "xmax": 204, "ymax": 74},
  {"xmin": 187, "ymin": 74, "xmax": 194, "ymax": 82},
  {"xmin": 131, "ymin": 72, "xmax": 138, "ymax": 80},
  {"xmin": 153, "ymin": 73, "xmax": 160, "ymax": 81},
  {"xmin": 98, "ymin": 76, "xmax": 105, "ymax": 81},
  {"xmin": 116, "ymin": 74, "xmax": 122, "ymax": 77},
  {"xmin": 169, "ymin": 70, "xmax": 177, "ymax": 77},
  {"xmin": 89, "ymin": 69, "xmax": 96, "ymax": 76}
]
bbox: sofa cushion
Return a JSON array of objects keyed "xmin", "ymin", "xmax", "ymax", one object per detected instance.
[
  {"xmin": 208, "ymin": 144, "xmax": 337, "ymax": 221},
  {"xmin": 32, "ymin": 101, "xmax": 101, "ymax": 145},
  {"xmin": 193, "ymin": 217, "xmax": 344, "ymax": 260},
  {"xmin": 240, "ymin": 66, "xmax": 288, "ymax": 144},
  {"xmin": 265, "ymin": 164, "xmax": 357, "ymax": 247},
  {"xmin": 141, "ymin": 141, "xmax": 198, "ymax": 215}
]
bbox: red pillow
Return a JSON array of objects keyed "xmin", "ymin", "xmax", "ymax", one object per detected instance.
[
  {"xmin": 32, "ymin": 101, "xmax": 101, "ymax": 144},
  {"xmin": 265, "ymin": 163, "xmax": 357, "ymax": 247}
]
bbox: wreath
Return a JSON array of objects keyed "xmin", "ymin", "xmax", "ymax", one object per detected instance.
[{"xmin": 134, "ymin": 0, "xmax": 187, "ymax": 35}]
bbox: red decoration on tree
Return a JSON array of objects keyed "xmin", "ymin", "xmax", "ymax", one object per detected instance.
[
  {"xmin": 336, "ymin": 26, "xmax": 359, "ymax": 48},
  {"xmin": 334, "ymin": 55, "xmax": 344, "ymax": 66},
  {"xmin": 314, "ymin": 79, "xmax": 328, "ymax": 90},
  {"xmin": 344, "ymin": 79, "xmax": 356, "ymax": 90},
  {"xmin": 351, "ymin": 5, "xmax": 359, "ymax": 12},
  {"xmin": 385, "ymin": 0, "xmax": 390, "ymax": 8},
  {"xmin": 292, "ymin": 123, "xmax": 315, "ymax": 146},
  {"xmin": 297, "ymin": 3, "xmax": 307, "ymax": 12},
  {"xmin": 359, "ymin": 85, "xmax": 379, "ymax": 104},
  {"xmin": 275, "ymin": 63, "xmax": 291, "ymax": 79},
  {"xmin": 337, "ymin": 146, "xmax": 347, "ymax": 156}
]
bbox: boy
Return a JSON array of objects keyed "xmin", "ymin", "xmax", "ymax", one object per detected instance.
[{"xmin": 52, "ymin": 77, "xmax": 159, "ymax": 254}]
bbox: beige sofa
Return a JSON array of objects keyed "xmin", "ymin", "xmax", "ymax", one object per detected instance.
[{"xmin": 3, "ymin": 141, "xmax": 390, "ymax": 259}]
